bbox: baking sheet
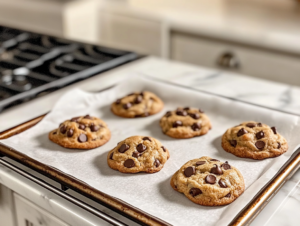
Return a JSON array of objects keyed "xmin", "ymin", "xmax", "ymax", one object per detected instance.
[{"xmin": 1, "ymin": 76, "xmax": 300, "ymax": 226}]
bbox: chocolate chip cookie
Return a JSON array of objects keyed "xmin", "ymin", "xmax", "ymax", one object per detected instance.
[
  {"xmin": 159, "ymin": 107, "xmax": 211, "ymax": 139},
  {"xmin": 222, "ymin": 121, "xmax": 288, "ymax": 160},
  {"xmin": 111, "ymin": 91, "xmax": 164, "ymax": 118},
  {"xmin": 49, "ymin": 115, "xmax": 111, "ymax": 149},
  {"xmin": 171, "ymin": 156, "xmax": 245, "ymax": 206},
  {"xmin": 107, "ymin": 136, "xmax": 170, "ymax": 173}
]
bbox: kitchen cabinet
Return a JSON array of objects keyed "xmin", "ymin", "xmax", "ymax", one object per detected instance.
[{"xmin": 0, "ymin": 184, "xmax": 16, "ymax": 226}]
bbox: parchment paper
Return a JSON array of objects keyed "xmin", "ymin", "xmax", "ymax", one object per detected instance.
[{"xmin": 2, "ymin": 76, "xmax": 300, "ymax": 226}]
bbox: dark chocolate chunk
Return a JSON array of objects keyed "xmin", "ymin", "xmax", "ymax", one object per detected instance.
[
  {"xmin": 205, "ymin": 175, "xmax": 216, "ymax": 184},
  {"xmin": 154, "ymin": 159, "xmax": 161, "ymax": 167},
  {"xmin": 256, "ymin": 131, "xmax": 265, "ymax": 139},
  {"xmin": 110, "ymin": 152, "xmax": 114, "ymax": 160},
  {"xmin": 161, "ymin": 146, "xmax": 166, "ymax": 152},
  {"xmin": 79, "ymin": 124, "xmax": 86, "ymax": 130},
  {"xmin": 191, "ymin": 122, "xmax": 201, "ymax": 131},
  {"xmin": 173, "ymin": 121, "xmax": 183, "ymax": 128},
  {"xmin": 90, "ymin": 124, "xmax": 99, "ymax": 132},
  {"xmin": 176, "ymin": 109, "xmax": 187, "ymax": 116},
  {"xmin": 124, "ymin": 159, "xmax": 135, "ymax": 168},
  {"xmin": 271, "ymin": 127, "xmax": 277, "ymax": 134},
  {"xmin": 67, "ymin": 129, "xmax": 74, "ymax": 137},
  {"xmin": 53, "ymin": 132, "xmax": 57, "ymax": 135},
  {"xmin": 225, "ymin": 193, "xmax": 231, "ymax": 198},
  {"xmin": 142, "ymin": 137, "xmax": 151, "ymax": 142},
  {"xmin": 84, "ymin": 115, "xmax": 92, "ymax": 119},
  {"xmin": 184, "ymin": 166, "xmax": 195, "ymax": 177},
  {"xmin": 218, "ymin": 179, "xmax": 227, "ymax": 188},
  {"xmin": 60, "ymin": 125, "xmax": 67, "ymax": 134},
  {"xmin": 123, "ymin": 103, "xmax": 132, "ymax": 110},
  {"xmin": 78, "ymin": 134, "xmax": 87, "ymax": 143},
  {"xmin": 255, "ymin": 141, "xmax": 265, "ymax": 150},
  {"xmin": 119, "ymin": 144, "xmax": 130, "ymax": 153},
  {"xmin": 237, "ymin": 128, "xmax": 248, "ymax": 137},
  {"xmin": 210, "ymin": 159, "xmax": 219, "ymax": 162},
  {"xmin": 116, "ymin": 99, "xmax": 121, "ymax": 104},
  {"xmin": 140, "ymin": 92, "xmax": 144, "ymax": 96},
  {"xmin": 221, "ymin": 162, "xmax": 231, "ymax": 170},
  {"xmin": 246, "ymin": 123, "xmax": 256, "ymax": 128},
  {"xmin": 134, "ymin": 95, "xmax": 143, "ymax": 104},
  {"xmin": 189, "ymin": 188, "xmax": 202, "ymax": 197},
  {"xmin": 277, "ymin": 142, "xmax": 281, "ymax": 149},
  {"xmin": 210, "ymin": 165, "xmax": 223, "ymax": 175},
  {"xmin": 189, "ymin": 113, "xmax": 200, "ymax": 119},
  {"xmin": 196, "ymin": 161, "xmax": 206, "ymax": 166},
  {"xmin": 257, "ymin": 122, "xmax": 263, "ymax": 127},
  {"xmin": 183, "ymin": 107, "xmax": 190, "ymax": 110},
  {"xmin": 229, "ymin": 140, "xmax": 237, "ymax": 147},
  {"xmin": 132, "ymin": 151, "xmax": 140, "ymax": 158},
  {"xmin": 137, "ymin": 143, "xmax": 146, "ymax": 153},
  {"xmin": 165, "ymin": 111, "xmax": 172, "ymax": 117},
  {"xmin": 71, "ymin": 117, "xmax": 80, "ymax": 122}
]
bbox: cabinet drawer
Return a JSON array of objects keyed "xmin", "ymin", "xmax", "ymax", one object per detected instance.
[
  {"xmin": 99, "ymin": 12, "xmax": 163, "ymax": 56},
  {"xmin": 171, "ymin": 31, "xmax": 300, "ymax": 86},
  {"xmin": 14, "ymin": 193, "xmax": 69, "ymax": 226}
]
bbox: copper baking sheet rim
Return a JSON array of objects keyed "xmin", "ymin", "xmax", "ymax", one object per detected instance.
[{"xmin": 1, "ymin": 115, "xmax": 300, "ymax": 226}]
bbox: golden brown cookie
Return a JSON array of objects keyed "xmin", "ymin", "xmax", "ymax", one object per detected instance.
[
  {"xmin": 111, "ymin": 91, "xmax": 164, "ymax": 118},
  {"xmin": 107, "ymin": 136, "xmax": 170, "ymax": 173},
  {"xmin": 159, "ymin": 107, "xmax": 211, "ymax": 139},
  {"xmin": 171, "ymin": 156, "xmax": 245, "ymax": 206},
  {"xmin": 49, "ymin": 115, "xmax": 111, "ymax": 149},
  {"xmin": 222, "ymin": 121, "xmax": 288, "ymax": 160}
]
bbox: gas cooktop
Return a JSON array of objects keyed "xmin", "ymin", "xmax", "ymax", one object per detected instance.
[{"xmin": 0, "ymin": 25, "xmax": 137, "ymax": 112}]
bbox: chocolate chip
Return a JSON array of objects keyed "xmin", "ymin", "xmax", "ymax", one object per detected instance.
[
  {"xmin": 137, "ymin": 143, "xmax": 146, "ymax": 153},
  {"xmin": 225, "ymin": 193, "xmax": 231, "ymax": 198},
  {"xmin": 196, "ymin": 161, "xmax": 206, "ymax": 166},
  {"xmin": 229, "ymin": 140, "xmax": 237, "ymax": 147},
  {"xmin": 199, "ymin": 109, "xmax": 204, "ymax": 113},
  {"xmin": 237, "ymin": 128, "xmax": 248, "ymax": 137},
  {"xmin": 257, "ymin": 122, "xmax": 262, "ymax": 127},
  {"xmin": 183, "ymin": 107, "xmax": 190, "ymax": 110},
  {"xmin": 84, "ymin": 115, "xmax": 92, "ymax": 119},
  {"xmin": 134, "ymin": 95, "xmax": 143, "ymax": 104},
  {"xmin": 173, "ymin": 121, "xmax": 182, "ymax": 128},
  {"xmin": 221, "ymin": 163, "xmax": 231, "ymax": 170},
  {"xmin": 205, "ymin": 175, "xmax": 216, "ymax": 184},
  {"xmin": 110, "ymin": 152, "xmax": 114, "ymax": 160},
  {"xmin": 176, "ymin": 109, "xmax": 187, "ymax": 116},
  {"xmin": 60, "ymin": 125, "xmax": 67, "ymax": 134},
  {"xmin": 278, "ymin": 142, "xmax": 281, "ymax": 149},
  {"xmin": 71, "ymin": 117, "xmax": 80, "ymax": 122},
  {"xmin": 124, "ymin": 159, "xmax": 135, "ymax": 168},
  {"xmin": 165, "ymin": 111, "xmax": 172, "ymax": 117},
  {"xmin": 140, "ymin": 92, "xmax": 144, "ymax": 96},
  {"xmin": 255, "ymin": 141, "xmax": 265, "ymax": 150},
  {"xmin": 271, "ymin": 127, "xmax": 277, "ymax": 134},
  {"xmin": 119, "ymin": 144, "xmax": 130, "ymax": 153},
  {"xmin": 210, "ymin": 159, "xmax": 219, "ymax": 161},
  {"xmin": 90, "ymin": 125, "xmax": 99, "ymax": 132},
  {"xmin": 161, "ymin": 146, "xmax": 166, "ymax": 152},
  {"xmin": 142, "ymin": 137, "xmax": 151, "ymax": 142},
  {"xmin": 189, "ymin": 188, "xmax": 202, "ymax": 197},
  {"xmin": 53, "ymin": 132, "xmax": 57, "ymax": 135},
  {"xmin": 256, "ymin": 131, "xmax": 265, "ymax": 139},
  {"xmin": 210, "ymin": 165, "xmax": 223, "ymax": 175},
  {"xmin": 123, "ymin": 103, "xmax": 132, "ymax": 109},
  {"xmin": 184, "ymin": 166, "xmax": 195, "ymax": 177},
  {"xmin": 78, "ymin": 134, "xmax": 87, "ymax": 143},
  {"xmin": 218, "ymin": 179, "xmax": 227, "ymax": 188},
  {"xmin": 67, "ymin": 129, "xmax": 74, "ymax": 137},
  {"xmin": 191, "ymin": 122, "xmax": 201, "ymax": 131},
  {"xmin": 79, "ymin": 124, "xmax": 86, "ymax": 130},
  {"xmin": 154, "ymin": 159, "xmax": 160, "ymax": 167},
  {"xmin": 132, "ymin": 151, "xmax": 140, "ymax": 158},
  {"xmin": 116, "ymin": 99, "xmax": 121, "ymax": 104},
  {"xmin": 189, "ymin": 113, "xmax": 200, "ymax": 119},
  {"xmin": 246, "ymin": 123, "xmax": 256, "ymax": 128}
]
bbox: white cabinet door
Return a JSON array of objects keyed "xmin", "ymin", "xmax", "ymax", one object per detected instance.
[
  {"xmin": 0, "ymin": 184, "xmax": 16, "ymax": 226},
  {"xmin": 14, "ymin": 193, "xmax": 69, "ymax": 226}
]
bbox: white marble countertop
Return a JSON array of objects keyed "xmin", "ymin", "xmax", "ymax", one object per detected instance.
[{"xmin": 1, "ymin": 56, "xmax": 300, "ymax": 225}]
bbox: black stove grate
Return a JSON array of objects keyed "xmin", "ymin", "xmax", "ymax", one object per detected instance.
[{"xmin": 0, "ymin": 25, "xmax": 137, "ymax": 112}]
